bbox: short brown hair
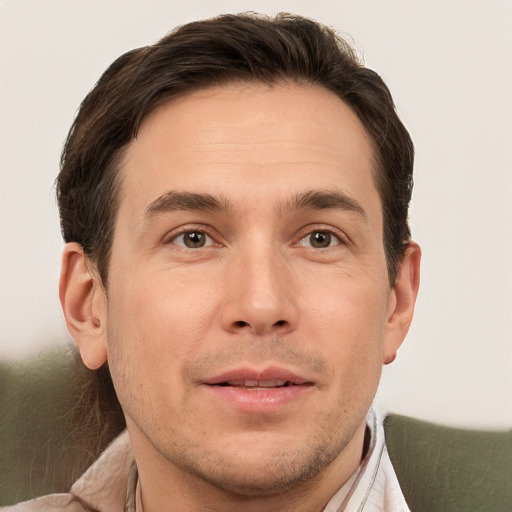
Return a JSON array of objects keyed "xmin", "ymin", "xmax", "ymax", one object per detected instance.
[{"xmin": 57, "ymin": 12, "xmax": 414, "ymax": 286}]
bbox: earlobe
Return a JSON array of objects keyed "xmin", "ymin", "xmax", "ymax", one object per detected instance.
[
  {"xmin": 383, "ymin": 241, "xmax": 421, "ymax": 365},
  {"xmin": 59, "ymin": 243, "xmax": 108, "ymax": 370}
]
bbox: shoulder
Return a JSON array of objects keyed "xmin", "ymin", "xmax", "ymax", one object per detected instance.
[
  {"xmin": 0, "ymin": 494, "xmax": 87, "ymax": 512},
  {"xmin": 2, "ymin": 431, "xmax": 134, "ymax": 512}
]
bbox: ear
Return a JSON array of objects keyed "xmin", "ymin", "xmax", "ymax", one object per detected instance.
[
  {"xmin": 382, "ymin": 241, "xmax": 421, "ymax": 365},
  {"xmin": 59, "ymin": 243, "xmax": 108, "ymax": 370}
]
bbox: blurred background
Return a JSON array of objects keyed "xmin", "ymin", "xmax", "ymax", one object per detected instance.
[{"xmin": 1, "ymin": 0, "xmax": 511, "ymax": 429}]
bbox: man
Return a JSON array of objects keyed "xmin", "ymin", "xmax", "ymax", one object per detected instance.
[{"xmin": 7, "ymin": 12, "xmax": 420, "ymax": 512}]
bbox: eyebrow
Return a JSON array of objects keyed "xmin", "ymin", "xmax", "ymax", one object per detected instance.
[
  {"xmin": 145, "ymin": 191, "xmax": 233, "ymax": 218},
  {"xmin": 144, "ymin": 189, "xmax": 367, "ymax": 221},
  {"xmin": 282, "ymin": 190, "xmax": 368, "ymax": 220}
]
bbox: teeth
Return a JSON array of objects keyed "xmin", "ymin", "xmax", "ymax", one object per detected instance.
[
  {"xmin": 223, "ymin": 379, "xmax": 289, "ymax": 388},
  {"xmin": 259, "ymin": 379, "xmax": 287, "ymax": 387}
]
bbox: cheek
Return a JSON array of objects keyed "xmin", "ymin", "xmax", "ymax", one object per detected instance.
[
  {"xmin": 304, "ymin": 270, "xmax": 390, "ymax": 335},
  {"xmin": 106, "ymin": 270, "xmax": 220, "ymax": 366},
  {"xmin": 302, "ymin": 277, "xmax": 389, "ymax": 380}
]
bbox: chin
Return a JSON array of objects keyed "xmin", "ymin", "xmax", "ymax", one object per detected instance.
[{"xmin": 170, "ymin": 436, "xmax": 346, "ymax": 498}]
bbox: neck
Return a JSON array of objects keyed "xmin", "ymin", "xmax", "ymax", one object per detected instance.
[{"xmin": 129, "ymin": 422, "xmax": 367, "ymax": 512}]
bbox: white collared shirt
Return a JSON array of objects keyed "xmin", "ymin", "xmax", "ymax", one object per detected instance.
[
  {"xmin": 128, "ymin": 410, "xmax": 410, "ymax": 512},
  {"xmin": 322, "ymin": 410, "xmax": 410, "ymax": 512},
  {"xmin": 3, "ymin": 412, "xmax": 410, "ymax": 512}
]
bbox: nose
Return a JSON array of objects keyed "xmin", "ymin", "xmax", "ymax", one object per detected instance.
[{"xmin": 220, "ymin": 243, "xmax": 298, "ymax": 337}]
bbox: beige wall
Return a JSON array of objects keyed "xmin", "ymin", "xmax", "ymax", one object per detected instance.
[{"xmin": 1, "ymin": 0, "xmax": 511, "ymax": 429}]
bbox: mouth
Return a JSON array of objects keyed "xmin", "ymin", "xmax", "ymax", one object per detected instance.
[
  {"xmin": 215, "ymin": 379, "xmax": 305, "ymax": 389},
  {"xmin": 203, "ymin": 366, "xmax": 312, "ymax": 387},
  {"xmin": 201, "ymin": 367, "xmax": 314, "ymax": 412}
]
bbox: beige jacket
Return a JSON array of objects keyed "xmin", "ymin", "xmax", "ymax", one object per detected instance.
[
  {"xmin": 3, "ymin": 412, "xmax": 409, "ymax": 512},
  {"xmin": 1, "ymin": 431, "xmax": 134, "ymax": 512}
]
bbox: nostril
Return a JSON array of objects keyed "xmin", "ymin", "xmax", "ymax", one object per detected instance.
[{"xmin": 230, "ymin": 319, "xmax": 288, "ymax": 332}]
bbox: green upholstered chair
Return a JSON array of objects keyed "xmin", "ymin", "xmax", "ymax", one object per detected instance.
[
  {"xmin": 1, "ymin": 347, "xmax": 511, "ymax": 511},
  {"xmin": 384, "ymin": 415, "xmax": 511, "ymax": 511}
]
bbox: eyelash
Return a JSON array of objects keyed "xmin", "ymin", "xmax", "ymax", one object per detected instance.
[
  {"xmin": 165, "ymin": 224, "xmax": 347, "ymax": 250},
  {"xmin": 165, "ymin": 225, "xmax": 220, "ymax": 249},
  {"xmin": 294, "ymin": 225, "xmax": 347, "ymax": 249}
]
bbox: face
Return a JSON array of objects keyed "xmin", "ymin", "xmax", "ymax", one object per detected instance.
[{"xmin": 92, "ymin": 83, "xmax": 411, "ymax": 497}]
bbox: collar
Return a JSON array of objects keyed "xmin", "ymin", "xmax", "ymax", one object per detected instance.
[
  {"xmin": 324, "ymin": 410, "xmax": 410, "ymax": 512},
  {"xmin": 71, "ymin": 430, "xmax": 134, "ymax": 512},
  {"xmin": 122, "ymin": 410, "xmax": 409, "ymax": 512}
]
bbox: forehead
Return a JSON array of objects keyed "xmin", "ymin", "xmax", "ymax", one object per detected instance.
[{"xmin": 117, "ymin": 82, "xmax": 380, "ymax": 221}]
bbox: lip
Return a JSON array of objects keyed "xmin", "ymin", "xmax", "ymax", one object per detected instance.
[
  {"xmin": 201, "ymin": 366, "xmax": 314, "ymax": 413},
  {"xmin": 202, "ymin": 366, "xmax": 312, "ymax": 386}
]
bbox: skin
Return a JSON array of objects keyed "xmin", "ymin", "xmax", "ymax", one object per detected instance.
[{"xmin": 61, "ymin": 82, "xmax": 420, "ymax": 512}]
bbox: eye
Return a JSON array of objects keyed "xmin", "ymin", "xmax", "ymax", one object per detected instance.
[
  {"xmin": 171, "ymin": 230, "xmax": 214, "ymax": 249},
  {"xmin": 297, "ymin": 230, "xmax": 341, "ymax": 249}
]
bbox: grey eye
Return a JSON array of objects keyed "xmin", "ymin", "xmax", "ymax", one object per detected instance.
[
  {"xmin": 175, "ymin": 231, "xmax": 210, "ymax": 248},
  {"xmin": 309, "ymin": 231, "xmax": 332, "ymax": 248}
]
